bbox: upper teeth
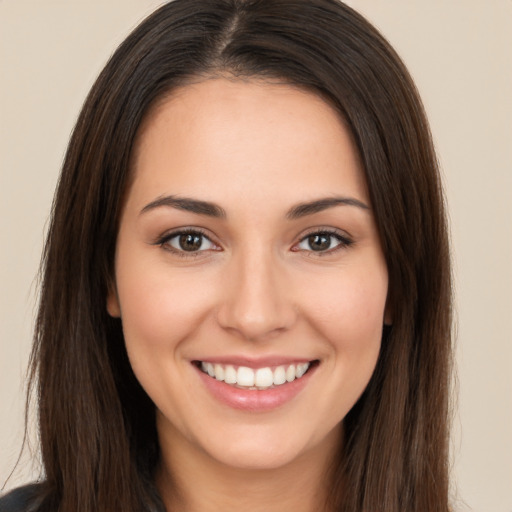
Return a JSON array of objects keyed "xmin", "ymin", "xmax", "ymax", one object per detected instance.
[{"xmin": 200, "ymin": 362, "xmax": 311, "ymax": 390}]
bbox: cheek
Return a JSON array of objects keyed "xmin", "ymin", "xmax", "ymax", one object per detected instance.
[
  {"xmin": 302, "ymin": 264, "xmax": 388, "ymax": 350},
  {"xmin": 114, "ymin": 262, "xmax": 221, "ymax": 426},
  {"xmin": 114, "ymin": 259, "xmax": 217, "ymax": 356},
  {"xmin": 305, "ymin": 264, "xmax": 387, "ymax": 415}
]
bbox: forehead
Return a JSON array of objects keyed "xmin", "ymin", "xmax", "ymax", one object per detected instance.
[{"xmin": 129, "ymin": 78, "xmax": 368, "ymax": 209}]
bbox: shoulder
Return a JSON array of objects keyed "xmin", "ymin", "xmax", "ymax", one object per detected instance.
[{"xmin": 0, "ymin": 484, "xmax": 42, "ymax": 512}]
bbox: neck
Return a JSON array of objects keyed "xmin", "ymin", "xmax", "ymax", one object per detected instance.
[{"xmin": 156, "ymin": 424, "xmax": 341, "ymax": 512}]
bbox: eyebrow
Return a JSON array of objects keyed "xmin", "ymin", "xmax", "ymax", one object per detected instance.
[
  {"xmin": 285, "ymin": 197, "xmax": 370, "ymax": 219},
  {"xmin": 140, "ymin": 194, "xmax": 369, "ymax": 219},
  {"xmin": 140, "ymin": 195, "xmax": 227, "ymax": 218}
]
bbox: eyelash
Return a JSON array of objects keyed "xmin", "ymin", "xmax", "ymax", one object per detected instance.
[
  {"xmin": 154, "ymin": 228, "xmax": 353, "ymax": 258},
  {"xmin": 154, "ymin": 228, "xmax": 219, "ymax": 258},
  {"xmin": 293, "ymin": 228, "xmax": 354, "ymax": 256}
]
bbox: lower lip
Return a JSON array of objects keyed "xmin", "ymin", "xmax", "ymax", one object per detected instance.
[{"xmin": 195, "ymin": 364, "xmax": 316, "ymax": 412}]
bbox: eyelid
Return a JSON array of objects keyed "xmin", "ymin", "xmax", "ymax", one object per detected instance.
[
  {"xmin": 152, "ymin": 225, "xmax": 353, "ymax": 257},
  {"xmin": 292, "ymin": 227, "xmax": 354, "ymax": 254},
  {"xmin": 153, "ymin": 227, "xmax": 221, "ymax": 257}
]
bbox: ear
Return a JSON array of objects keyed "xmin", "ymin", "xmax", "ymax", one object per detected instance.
[{"xmin": 106, "ymin": 284, "xmax": 121, "ymax": 318}]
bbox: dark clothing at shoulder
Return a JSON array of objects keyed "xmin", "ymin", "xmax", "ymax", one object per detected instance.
[{"xmin": 0, "ymin": 484, "xmax": 41, "ymax": 512}]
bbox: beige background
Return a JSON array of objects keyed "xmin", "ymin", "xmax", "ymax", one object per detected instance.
[{"xmin": 1, "ymin": 1, "xmax": 511, "ymax": 510}]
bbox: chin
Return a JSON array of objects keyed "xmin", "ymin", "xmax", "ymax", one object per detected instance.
[
  {"xmin": 207, "ymin": 440, "xmax": 307, "ymax": 471},
  {"xmin": 194, "ymin": 422, "xmax": 340, "ymax": 472}
]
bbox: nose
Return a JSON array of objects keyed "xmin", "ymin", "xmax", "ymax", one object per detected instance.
[{"xmin": 216, "ymin": 249, "xmax": 297, "ymax": 342}]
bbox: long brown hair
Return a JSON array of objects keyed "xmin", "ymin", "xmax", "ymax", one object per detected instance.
[{"xmin": 28, "ymin": 1, "xmax": 452, "ymax": 510}]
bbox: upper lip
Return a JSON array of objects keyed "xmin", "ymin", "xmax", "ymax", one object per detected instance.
[{"xmin": 192, "ymin": 356, "xmax": 317, "ymax": 369}]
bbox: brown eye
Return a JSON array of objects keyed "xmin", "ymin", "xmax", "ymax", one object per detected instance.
[
  {"xmin": 296, "ymin": 231, "xmax": 352, "ymax": 254},
  {"xmin": 307, "ymin": 234, "xmax": 332, "ymax": 251},
  {"xmin": 179, "ymin": 233, "xmax": 203, "ymax": 251},
  {"xmin": 164, "ymin": 231, "xmax": 216, "ymax": 253}
]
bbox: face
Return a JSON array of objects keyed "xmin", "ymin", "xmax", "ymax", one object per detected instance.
[{"xmin": 108, "ymin": 79, "xmax": 389, "ymax": 471}]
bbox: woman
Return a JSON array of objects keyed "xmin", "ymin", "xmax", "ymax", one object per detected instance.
[{"xmin": 1, "ymin": 0, "xmax": 452, "ymax": 511}]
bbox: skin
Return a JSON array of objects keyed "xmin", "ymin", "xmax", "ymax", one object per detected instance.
[{"xmin": 108, "ymin": 78, "xmax": 390, "ymax": 512}]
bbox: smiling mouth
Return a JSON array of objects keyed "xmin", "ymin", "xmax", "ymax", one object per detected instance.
[{"xmin": 195, "ymin": 360, "xmax": 318, "ymax": 390}]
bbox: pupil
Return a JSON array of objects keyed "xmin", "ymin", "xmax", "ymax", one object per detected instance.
[
  {"xmin": 309, "ymin": 234, "xmax": 330, "ymax": 251},
  {"xmin": 179, "ymin": 233, "xmax": 202, "ymax": 251}
]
